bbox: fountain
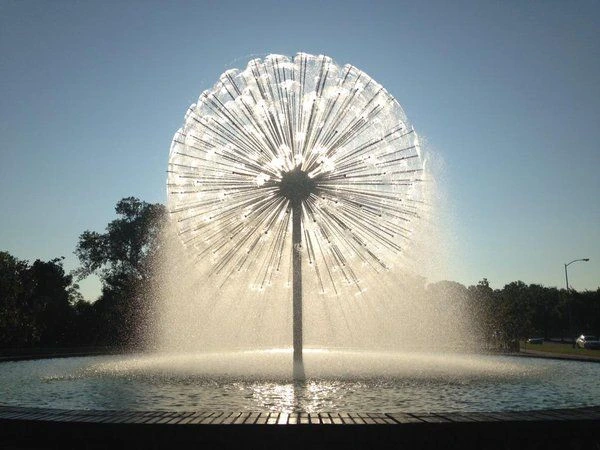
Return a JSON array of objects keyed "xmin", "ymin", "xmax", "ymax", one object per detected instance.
[
  {"xmin": 1, "ymin": 53, "xmax": 599, "ymax": 448},
  {"xmin": 166, "ymin": 53, "xmax": 426, "ymax": 377}
]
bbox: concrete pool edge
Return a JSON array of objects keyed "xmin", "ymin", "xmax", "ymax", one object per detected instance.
[
  {"xmin": 2, "ymin": 405, "xmax": 600, "ymax": 424},
  {"xmin": 1, "ymin": 405, "xmax": 599, "ymax": 449}
]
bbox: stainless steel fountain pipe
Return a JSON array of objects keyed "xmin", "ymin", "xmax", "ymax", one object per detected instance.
[{"xmin": 292, "ymin": 200, "xmax": 303, "ymax": 368}]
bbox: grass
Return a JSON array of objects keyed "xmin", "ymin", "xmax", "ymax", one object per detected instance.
[{"xmin": 520, "ymin": 340, "xmax": 600, "ymax": 358}]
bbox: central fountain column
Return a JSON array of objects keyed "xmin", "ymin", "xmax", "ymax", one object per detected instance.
[
  {"xmin": 279, "ymin": 167, "xmax": 314, "ymax": 379},
  {"xmin": 292, "ymin": 200, "xmax": 304, "ymax": 378}
]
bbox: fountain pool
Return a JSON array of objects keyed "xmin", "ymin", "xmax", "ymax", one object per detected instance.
[{"xmin": 1, "ymin": 350, "xmax": 599, "ymax": 413}]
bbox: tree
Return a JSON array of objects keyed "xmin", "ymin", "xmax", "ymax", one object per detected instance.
[
  {"xmin": 467, "ymin": 278, "xmax": 496, "ymax": 342},
  {"xmin": 424, "ymin": 280, "xmax": 473, "ymax": 349},
  {"xmin": 0, "ymin": 252, "xmax": 80, "ymax": 348},
  {"xmin": 76, "ymin": 197, "xmax": 165, "ymax": 281},
  {"xmin": 75, "ymin": 197, "xmax": 166, "ymax": 346},
  {"xmin": 495, "ymin": 281, "xmax": 534, "ymax": 348},
  {"xmin": 571, "ymin": 288, "xmax": 600, "ymax": 336},
  {"xmin": 23, "ymin": 258, "xmax": 78, "ymax": 346},
  {"xmin": 0, "ymin": 251, "xmax": 29, "ymax": 347}
]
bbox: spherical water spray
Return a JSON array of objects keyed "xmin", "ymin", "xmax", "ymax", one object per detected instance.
[{"xmin": 167, "ymin": 53, "xmax": 425, "ymax": 375}]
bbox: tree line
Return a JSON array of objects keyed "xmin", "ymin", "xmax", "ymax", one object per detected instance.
[
  {"xmin": 1, "ymin": 197, "xmax": 164, "ymax": 349},
  {"xmin": 0, "ymin": 197, "xmax": 598, "ymax": 350},
  {"xmin": 428, "ymin": 278, "xmax": 600, "ymax": 350}
]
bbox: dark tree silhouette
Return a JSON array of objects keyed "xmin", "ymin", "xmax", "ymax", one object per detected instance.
[
  {"xmin": 0, "ymin": 252, "xmax": 30, "ymax": 347},
  {"xmin": 75, "ymin": 197, "xmax": 166, "ymax": 346},
  {"xmin": 76, "ymin": 197, "xmax": 165, "ymax": 281},
  {"xmin": 0, "ymin": 253, "xmax": 80, "ymax": 348}
]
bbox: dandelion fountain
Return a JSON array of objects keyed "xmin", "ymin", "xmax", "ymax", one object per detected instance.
[{"xmin": 166, "ymin": 53, "xmax": 425, "ymax": 378}]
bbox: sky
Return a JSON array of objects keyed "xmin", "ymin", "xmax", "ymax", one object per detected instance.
[{"xmin": 1, "ymin": 0, "xmax": 598, "ymax": 300}]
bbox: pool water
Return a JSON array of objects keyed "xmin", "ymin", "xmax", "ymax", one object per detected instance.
[{"xmin": 0, "ymin": 350, "xmax": 598, "ymax": 412}]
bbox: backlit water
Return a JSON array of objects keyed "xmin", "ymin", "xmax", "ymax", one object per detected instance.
[{"xmin": 1, "ymin": 350, "xmax": 598, "ymax": 412}]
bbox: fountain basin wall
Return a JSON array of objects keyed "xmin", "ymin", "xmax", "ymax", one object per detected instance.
[{"xmin": 1, "ymin": 404, "xmax": 599, "ymax": 450}]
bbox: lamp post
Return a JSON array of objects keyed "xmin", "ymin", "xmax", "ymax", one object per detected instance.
[{"xmin": 564, "ymin": 258, "xmax": 590, "ymax": 348}]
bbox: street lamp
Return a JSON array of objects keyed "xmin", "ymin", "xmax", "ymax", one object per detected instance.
[{"xmin": 564, "ymin": 258, "xmax": 590, "ymax": 348}]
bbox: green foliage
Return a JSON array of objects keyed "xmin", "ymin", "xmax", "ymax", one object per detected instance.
[
  {"xmin": 0, "ymin": 253, "xmax": 79, "ymax": 348},
  {"xmin": 466, "ymin": 278, "xmax": 598, "ymax": 350},
  {"xmin": 74, "ymin": 197, "xmax": 166, "ymax": 346},
  {"xmin": 75, "ymin": 197, "xmax": 165, "ymax": 282},
  {"xmin": 0, "ymin": 197, "xmax": 166, "ymax": 349},
  {"xmin": 0, "ymin": 252, "xmax": 29, "ymax": 346}
]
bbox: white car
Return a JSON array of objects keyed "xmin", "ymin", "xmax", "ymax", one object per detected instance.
[{"xmin": 576, "ymin": 335, "xmax": 600, "ymax": 349}]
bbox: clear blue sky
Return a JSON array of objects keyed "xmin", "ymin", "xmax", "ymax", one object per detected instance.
[{"xmin": 1, "ymin": 0, "xmax": 598, "ymax": 299}]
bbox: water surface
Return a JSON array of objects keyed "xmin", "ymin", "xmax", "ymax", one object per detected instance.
[{"xmin": 1, "ymin": 350, "xmax": 598, "ymax": 412}]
